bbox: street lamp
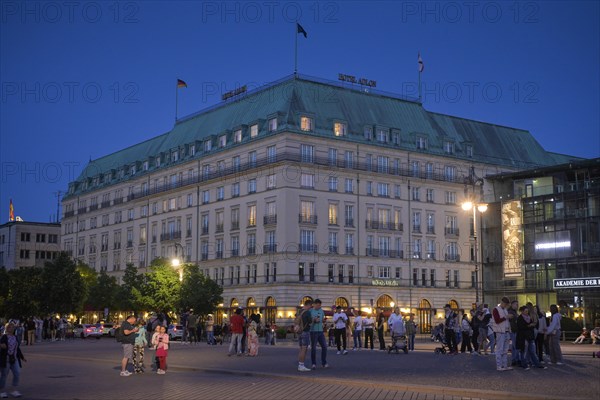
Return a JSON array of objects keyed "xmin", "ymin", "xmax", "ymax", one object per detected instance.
[
  {"xmin": 171, "ymin": 243, "xmax": 184, "ymax": 282},
  {"xmin": 462, "ymin": 167, "xmax": 487, "ymax": 304}
]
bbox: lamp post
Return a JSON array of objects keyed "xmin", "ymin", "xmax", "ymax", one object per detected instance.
[
  {"xmin": 171, "ymin": 243, "xmax": 184, "ymax": 282},
  {"xmin": 462, "ymin": 200, "xmax": 487, "ymax": 304}
]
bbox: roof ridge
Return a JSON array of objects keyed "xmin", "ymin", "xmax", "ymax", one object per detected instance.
[{"xmin": 427, "ymin": 110, "xmax": 529, "ymax": 133}]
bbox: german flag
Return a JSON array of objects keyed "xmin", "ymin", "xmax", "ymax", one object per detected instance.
[
  {"xmin": 297, "ymin": 23, "xmax": 307, "ymax": 38},
  {"xmin": 177, "ymin": 79, "xmax": 188, "ymax": 88}
]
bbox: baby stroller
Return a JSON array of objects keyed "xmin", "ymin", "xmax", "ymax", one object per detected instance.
[
  {"xmin": 387, "ymin": 333, "xmax": 409, "ymax": 354},
  {"xmin": 432, "ymin": 324, "xmax": 450, "ymax": 354},
  {"xmin": 387, "ymin": 319, "xmax": 408, "ymax": 354},
  {"xmin": 212, "ymin": 324, "xmax": 224, "ymax": 345}
]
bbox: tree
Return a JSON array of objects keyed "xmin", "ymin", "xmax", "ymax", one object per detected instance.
[
  {"xmin": 133, "ymin": 259, "xmax": 180, "ymax": 314},
  {"xmin": 87, "ymin": 271, "xmax": 119, "ymax": 312},
  {"xmin": 179, "ymin": 263, "xmax": 223, "ymax": 316},
  {"xmin": 116, "ymin": 263, "xmax": 144, "ymax": 311},
  {"xmin": 40, "ymin": 253, "xmax": 86, "ymax": 315},
  {"xmin": 0, "ymin": 267, "xmax": 8, "ymax": 316},
  {"xmin": 4, "ymin": 267, "xmax": 43, "ymax": 318}
]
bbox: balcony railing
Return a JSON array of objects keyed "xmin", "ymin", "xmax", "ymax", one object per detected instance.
[
  {"xmin": 231, "ymin": 249, "xmax": 239, "ymax": 257},
  {"xmin": 365, "ymin": 220, "xmax": 403, "ymax": 231},
  {"xmin": 426, "ymin": 227, "xmax": 435, "ymax": 234},
  {"xmin": 101, "ymin": 201, "xmax": 110, "ymax": 208},
  {"xmin": 263, "ymin": 215, "xmax": 277, "ymax": 225},
  {"xmin": 328, "ymin": 245, "xmax": 338, "ymax": 254},
  {"xmin": 231, "ymin": 221, "xmax": 240, "ymax": 231},
  {"xmin": 426, "ymin": 252, "xmax": 436, "ymax": 260},
  {"xmin": 345, "ymin": 218, "xmax": 354, "ymax": 227},
  {"xmin": 201, "ymin": 226, "xmax": 209, "ymax": 235},
  {"xmin": 345, "ymin": 246, "xmax": 354, "ymax": 255},
  {"xmin": 215, "ymin": 224, "xmax": 224, "ymax": 233},
  {"xmin": 201, "ymin": 253, "xmax": 209, "ymax": 261},
  {"xmin": 445, "ymin": 254, "xmax": 460, "ymax": 262},
  {"xmin": 299, "ymin": 214, "xmax": 318, "ymax": 224},
  {"xmin": 328, "ymin": 218, "xmax": 338, "ymax": 225},
  {"xmin": 299, "ymin": 244, "xmax": 318, "ymax": 253},
  {"xmin": 247, "ymin": 246, "xmax": 256, "ymax": 255},
  {"xmin": 366, "ymin": 248, "xmax": 403, "ymax": 258},
  {"xmin": 215, "ymin": 251, "xmax": 223, "ymax": 259},
  {"xmin": 445, "ymin": 227, "xmax": 460, "ymax": 236},
  {"xmin": 263, "ymin": 244, "xmax": 277, "ymax": 253},
  {"xmin": 160, "ymin": 231, "xmax": 182, "ymax": 241}
]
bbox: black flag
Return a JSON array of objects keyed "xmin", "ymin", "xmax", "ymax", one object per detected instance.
[{"xmin": 297, "ymin": 23, "xmax": 307, "ymax": 38}]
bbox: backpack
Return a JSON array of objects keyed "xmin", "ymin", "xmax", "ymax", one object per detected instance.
[
  {"xmin": 293, "ymin": 310, "xmax": 308, "ymax": 333},
  {"xmin": 114, "ymin": 327, "xmax": 125, "ymax": 343}
]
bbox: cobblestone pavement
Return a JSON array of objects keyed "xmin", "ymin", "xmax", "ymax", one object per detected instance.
[{"xmin": 12, "ymin": 338, "xmax": 600, "ymax": 400}]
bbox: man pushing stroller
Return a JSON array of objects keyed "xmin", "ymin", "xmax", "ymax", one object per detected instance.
[{"xmin": 387, "ymin": 307, "xmax": 408, "ymax": 354}]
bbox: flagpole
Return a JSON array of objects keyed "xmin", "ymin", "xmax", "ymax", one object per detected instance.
[
  {"xmin": 175, "ymin": 79, "xmax": 178, "ymax": 122},
  {"xmin": 294, "ymin": 24, "xmax": 298, "ymax": 76},
  {"xmin": 418, "ymin": 69, "xmax": 422, "ymax": 103}
]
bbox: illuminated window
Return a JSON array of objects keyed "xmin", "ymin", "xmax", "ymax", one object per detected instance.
[
  {"xmin": 233, "ymin": 129, "xmax": 242, "ymax": 143},
  {"xmin": 300, "ymin": 116, "xmax": 313, "ymax": 131},
  {"xmin": 334, "ymin": 122, "xmax": 347, "ymax": 137},
  {"xmin": 268, "ymin": 118, "xmax": 278, "ymax": 132},
  {"xmin": 250, "ymin": 124, "xmax": 258, "ymax": 138}
]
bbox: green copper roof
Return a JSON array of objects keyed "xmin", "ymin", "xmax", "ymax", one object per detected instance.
[{"xmin": 67, "ymin": 73, "xmax": 581, "ymax": 198}]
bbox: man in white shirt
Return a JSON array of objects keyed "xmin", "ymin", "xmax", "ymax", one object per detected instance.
[
  {"xmin": 333, "ymin": 306, "xmax": 349, "ymax": 355},
  {"xmin": 352, "ymin": 313, "xmax": 363, "ymax": 351},
  {"xmin": 388, "ymin": 307, "xmax": 405, "ymax": 337},
  {"xmin": 363, "ymin": 313, "xmax": 375, "ymax": 350}
]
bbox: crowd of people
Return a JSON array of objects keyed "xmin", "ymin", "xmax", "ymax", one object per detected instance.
[{"xmin": 0, "ymin": 316, "xmax": 71, "ymax": 346}]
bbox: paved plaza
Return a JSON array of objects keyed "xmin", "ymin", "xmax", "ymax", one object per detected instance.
[{"xmin": 11, "ymin": 338, "xmax": 600, "ymax": 400}]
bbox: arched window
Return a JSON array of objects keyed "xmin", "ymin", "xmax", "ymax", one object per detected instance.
[
  {"xmin": 449, "ymin": 299, "xmax": 459, "ymax": 310},
  {"xmin": 230, "ymin": 298, "xmax": 239, "ymax": 310},
  {"xmin": 376, "ymin": 294, "xmax": 394, "ymax": 309},
  {"xmin": 246, "ymin": 297, "xmax": 257, "ymax": 316},
  {"xmin": 265, "ymin": 296, "xmax": 277, "ymax": 324},
  {"xmin": 300, "ymin": 296, "xmax": 314, "ymax": 306},
  {"xmin": 334, "ymin": 297, "xmax": 349, "ymax": 309},
  {"xmin": 418, "ymin": 298, "xmax": 432, "ymax": 334}
]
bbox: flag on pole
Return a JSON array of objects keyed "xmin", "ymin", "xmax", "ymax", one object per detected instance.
[
  {"xmin": 177, "ymin": 79, "xmax": 188, "ymax": 88},
  {"xmin": 418, "ymin": 53, "xmax": 424, "ymax": 73},
  {"xmin": 9, "ymin": 199, "xmax": 14, "ymax": 221},
  {"xmin": 297, "ymin": 23, "xmax": 307, "ymax": 38}
]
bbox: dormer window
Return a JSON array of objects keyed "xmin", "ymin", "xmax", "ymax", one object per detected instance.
[
  {"xmin": 416, "ymin": 136, "xmax": 427, "ymax": 150},
  {"xmin": 268, "ymin": 118, "xmax": 278, "ymax": 132},
  {"xmin": 334, "ymin": 122, "xmax": 347, "ymax": 137},
  {"xmin": 250, "ymin": 124, "xmax": 258, "ymax": 138},
  {"xmin": 189, "ymin": 144, "xmax": 196, "ymax": 156},
  {"xmin": 156, "ymin": 157, "xmax": 161, "ymax": 168},
  {"xmin": 466, "ymin": 144, "xmax": 473, "ymax": 158},
  {"xmin": 142, "ymin": 161, "xmax": 149, "ymax": 171},
  {"xmin": 444, "ymin": 141, "xmax": 454, "ymax": 155},
  {"xmin": 218, "ymin": 135, "xmax": 227, "ymax": 148},
  {"xmin": 172, "ymin": 150, "xmax": 179, "ymax": 162},
  {"xmin": 300, "ymin": 116, "xmax": 313, "ymax": 132},
  {"xmin": 364, "ymin": 126, "xmax": 373, "ymax": 140},
  {"xmin": 376, "ymin": 128, "xmax": 388, "ymax": 143},
  {"xmin": 204, "ymin": 139, "xmax": 212, "ymax": 152},
  {"xmin": 130, "ymin": 165, "xmax": 136, "ymax": 175},
  {"xmin": 392, "ymin": 131, "xmax": 400, "ymax": 145},
  {"xmin": 233, "ymin": 129, "xmax": 242, "ymax": 143}
]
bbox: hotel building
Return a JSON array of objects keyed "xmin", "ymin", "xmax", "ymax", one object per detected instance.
[
  {"xmin": 0, "ymin": 221, "xmax": 61, "ymax": 270},
  {"xmin": 61, "ymin": 74, "xmax": 577, "ymax": 332}
]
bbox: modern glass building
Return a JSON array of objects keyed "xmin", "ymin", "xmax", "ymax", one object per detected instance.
[{"xmin": 485, "ymin": 158, "xmax": 600, "ymax": 326}]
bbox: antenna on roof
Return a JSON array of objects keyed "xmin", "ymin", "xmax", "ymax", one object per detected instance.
[{"xmin": 54, "ymin": 191, "xmax": 62, "ymax": 223}]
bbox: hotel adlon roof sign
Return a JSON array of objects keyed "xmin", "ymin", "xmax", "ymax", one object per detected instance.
[{"xmin": 553, "ymin": 277, "xmax": 600, "ymax": 289}]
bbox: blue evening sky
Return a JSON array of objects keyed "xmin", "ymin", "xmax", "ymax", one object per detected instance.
[{"xmin": 1, "ymin": 1, "xmax": 599, "ymax": 222}]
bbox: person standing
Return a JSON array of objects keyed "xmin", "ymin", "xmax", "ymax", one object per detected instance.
[
  {"xmin": 460, "ymin": 314, "xmax": 473, "ymax": 353},
  {"xmin": 376, "ymin": 309, "xmax": 386, "ymax": 350},
  {"xmin": 443, "ymin": 304, "xmax": 458, "ymax": 355},
  {"xmin": 296, "ymin": 300, "xmax": 313, "ymax": 371},
  {"xmin": 333, "ymin": 306, "xmax": 348, "ymax": 355},
  {"xmin": 309, "ymin": 299, "xmax": 328, "ymax": 369},
  {"xmin": 470, "ymin": 308, "xmax": 480, "ymax": 353},
  {"xmin": 186, "ymin": 311, "xmax": 198, "ymax": 344},
  {"xmin": 119, "ymin": 315, "xmax": 139, "ymax": 377},
  {"xmin": 363, "ymin": 313, "xmax": 375, "ymax": 350},
  {"xmin": 228, "ymin": 308, "xmax": 244, "ymax": 356},
  {"xmin": 508, "ymin": 300, "xmax": 520, "ymax": 366},
  {"xmin": 153, "ymin": 326, "xmax": 169, "ymax": 374},
  {"xmin": 206, "ymin": 315, "xmax": 215, "ymax": 345},
  {"xmin": 491, "ymin": 297, "xmax": 514, "ymax": 371},
  {"xmin": 546, "ymin": 304, "xmax": 565, "ymax": 365},
  {"xmin": 133, "ymin": 320, "xmax": 147, "ymax": 374},
  {"xmin": 405, "ymin": 315, "xmax": 417, "ymax": 352},
  {"xmin": 516, "ymin": 306, "xmax": 546, "ymax": 370},
  {"xmin": 25, "ymin": 319, "xmax": 35, "ymax": 346},
  {"xmin": 352, "ymin": 312, "xmax": 363, "ymax": 351},
  {"xmin": 0, "ymin": 323, "xmax": 25, "ymax": 398},
  {"xmin": 247, "ymin": 321, "xmax": 259, "ymax": 357}
]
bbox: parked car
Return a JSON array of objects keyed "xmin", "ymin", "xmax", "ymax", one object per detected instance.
[
  {"xmin": 167, "ymin": 324, "xmax": 184, "ymax": 341},
  {"xmin": 73, "ymin": 324, "xmax": 103, "ymax": 339},
  {"xmin": 101, "ymin": 323, "xmax": 114, "ymax": 336}
]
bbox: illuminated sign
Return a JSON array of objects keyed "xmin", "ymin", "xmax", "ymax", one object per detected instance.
[
  {"xmin": 222, "ymin": 85, "xmax": 247, "ymax": 101},
  {"xmin": 338, "ymin": 73, "xmax": 377, "ymax": 87},
  {"xmin": 535, "ymin": 241, "xmax": 571, "ymax": 250},
  {"xmin": 502, "ymin": 200, "xmax": 523, "ymax": 277},
  {"xmin": 371, "ymin": 279, "xmax": 400, "ymax": 287},
  {"xmin": 553, "ymin": 277, "xmax": 600, "ymax": 289}
]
